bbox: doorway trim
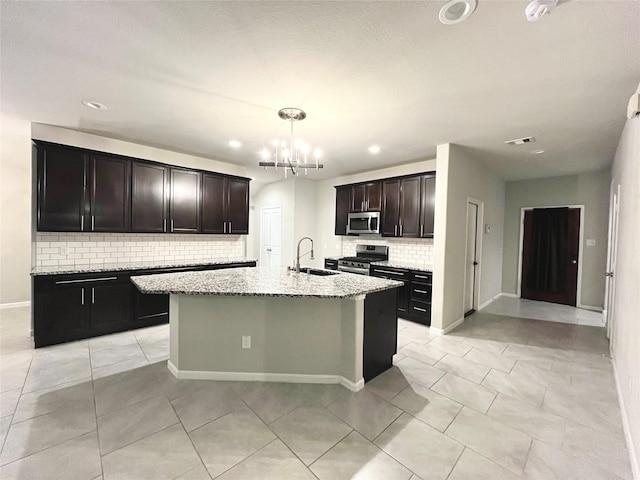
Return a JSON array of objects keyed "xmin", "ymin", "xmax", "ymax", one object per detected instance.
[
  {"xmin": 516, "ymin": 204, "xmax": 585, "ymax": 308},
  {"xmin": 463, "ymin": 197, "xmax": 484, "ymax": 316},
  {"xmin": 259, "ymin": 205, "xmax": 282, "ymax": 267},
  {"xmin": 604, "ymin": 183, "xmax": 620, "ymax": 340}
]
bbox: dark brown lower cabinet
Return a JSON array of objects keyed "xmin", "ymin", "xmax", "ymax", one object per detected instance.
[
  {"xmin": 33, "ymin": 261, "xmax": 256, "ymax": 348},
  {"xmin": 370, "ymin": 266, "xmax": 432, "ymax": 326}
]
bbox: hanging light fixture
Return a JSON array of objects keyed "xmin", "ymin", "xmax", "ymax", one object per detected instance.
[{"xmin": 259, "ymin": 108, "xmax": 324, "ymax": 179}]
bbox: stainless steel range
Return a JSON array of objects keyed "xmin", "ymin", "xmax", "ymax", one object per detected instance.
[{"xmin": 337, "ymin": 244, "xmax": 389, "ymax": 275}]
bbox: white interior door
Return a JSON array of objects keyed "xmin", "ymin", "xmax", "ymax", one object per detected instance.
[
  {"xmin": 604, "ymin": 185, "xmax": 620, "ymax": 339},
  {"xmin": 464, "ymin": 201, "xmax": 479, "ymax": 315},
  {"xmin": 260, "ymin": 206, "xmax": 282, "ymax": 267}
]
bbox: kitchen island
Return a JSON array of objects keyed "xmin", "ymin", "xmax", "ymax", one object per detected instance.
[{"xmin": 131, "ymin": 266, "xmax": 402, "ymax": 391}]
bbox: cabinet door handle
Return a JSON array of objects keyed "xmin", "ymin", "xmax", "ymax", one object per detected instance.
[
  {"xmin": 91, "ymin": 215, "xmax": 95, "ymax": 231},
  {"xmin": 56, "ymin": 277, "xmax": 118, "ymax": 285},
  {"xmin": 414, "ymin": 274, "xmax": 431, "ymax": 280},
  {"xmin": 414, "ymin": 306, "xmax": 427, "ymax": 312},
  {"xmin": 223, "ymin": 222, "xmax": 227, "ymax": 233},
  {"xmin": 91, "ymin": 287, "xmax": 95, "ymax": 304},
  {"xmin": 420, "ymin": 224, "xmax": 424, "ymax": 237},
  {"xmin": 163, "ymin": 219, "xmax": 167, "ymax": 232},
  {"xmin": 81, "ymin": 215, "xmax": 84, "ymax": 231},
  {"xmin": 374, "ymin": 269, "xmax": 405, "ymax": 276},
  {"xmin": 81, "ymin": 287, "xmax": 84, "ymax": 305},
  {"xmin": 229, "ymin": 221, "xmax": 232, "ymax": 233},
  {"xmin": 399, "ymin": 223, "xmax": 403, "ymax": 236},
  {"xmin": 394, "ymin": 225, "xmax": 397, "ymax": 236},
  {"xmin": 414, "ymin": 289, "xmax": 428, "ymax": 294},
  {"xmin": 171, "ymin": 219, "xmax": 174, "ymax": 232}
]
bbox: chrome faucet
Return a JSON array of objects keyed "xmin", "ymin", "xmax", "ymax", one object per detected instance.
[{"xmin": 295, "ymin": 237, "xmax": 314, "ymax": 273}]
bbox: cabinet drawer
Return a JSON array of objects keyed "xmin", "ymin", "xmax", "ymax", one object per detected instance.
[
  {"xmin": 410, "ymin": 271, "xmax": 432, "ymax": 284},
  {"xmin": 410, "ymin": 300, "xmax": 432, "ymax": 319},
  {"xmin": 370, "ymin": 266, "xmax": 410, "ymax": 281},
  {"xmin": 324, "ymin": 259, "xmax": 338, "ymax": 270},
  {"xmin": 411, "ymin": 284, "xmax": 432, "ymax": 302}
]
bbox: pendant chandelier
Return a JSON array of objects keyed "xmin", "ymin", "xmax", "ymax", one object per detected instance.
[{"xmin": 259, "ymin": 108, "xmax": 324, "ymax": 179}]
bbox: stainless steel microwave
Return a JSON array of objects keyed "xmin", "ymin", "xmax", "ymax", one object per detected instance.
[{"xmin": 347, "ymin": 212, "xmax": 380, "ymax": 235}]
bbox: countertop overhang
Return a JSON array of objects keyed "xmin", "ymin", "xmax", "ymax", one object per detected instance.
[{"xmin": 131, "ymin": 266, "xmax": 403, "ymax": 299}]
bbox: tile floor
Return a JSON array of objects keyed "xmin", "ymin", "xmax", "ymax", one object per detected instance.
[{"xmin": 0, "ymin": 300, "xmax": 632, "ymax": 479}]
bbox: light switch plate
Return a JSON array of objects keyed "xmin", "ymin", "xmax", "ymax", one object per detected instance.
[{"xmin": 586, "ymin": 239, "xmax": 596, "ymax": 247}]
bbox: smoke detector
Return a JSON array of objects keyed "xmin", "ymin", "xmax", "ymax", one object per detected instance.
[
  {"xmin": 504, "ymin": 136, "xmax": 536, "ymax": 146},
  {"xmin": 525, "ymin": 0, "xmax": 558, "ymax": 22}
]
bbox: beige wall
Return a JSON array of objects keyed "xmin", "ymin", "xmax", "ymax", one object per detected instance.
[
  {"xmin": 432, "ymin": 144, "xmax": 505, "ymax": 331},
  {"xmin": 609, "ymin": 83, "xmax": 640, "ymax": 478},
  {"xmin": 501, "ymin": 170, "xmax": 610, "ymax": 309},
  {"xmin": 0, "ymin": 116, "xmax": 32, "ymax": 305}
]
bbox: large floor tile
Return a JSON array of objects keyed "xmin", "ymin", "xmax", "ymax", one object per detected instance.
[
  {"xmin": 216, "ymin": 439, "xmax": 315, "ymax": 479},
  {"xmin": 231, "ymin": 382, "xmax": 311, "ymax": 424},
  {"xmin": 394, "ymin": 357, "xmax": 446, "ymax": 388},
  {"xmin": 431, "ymin": 373, "xmax": 496, "ymax": 413},
  {"xmin": 0, "ymin": 370, "xmax": 27, "ymax": 393},
  {"xmin": 0, "ymin": 389, "xmax": 21, "ymax": 418},
  {"xmin": 375, "ymin": 413, "xmax": 464, "ymax": 480},
  {"xmin": 426, "ymin": 336, "xmax": 472, "ymax": 357},
  {"xmin": 189, "ymin": 406, "xmax": 276, "ymax": 478},
  {"xmin": 90, "ymin": 343, "xmax": 146, "ymax": 370},
  {"xmin": 310, "ymin": 430, "xmax": 412, "ymax": 480},
  {"xmin": 561, "ymin": 421, "xmax": 632, "ymax": 479},
  {"xmin": 509, "ymin": 360, "xmax": 570, "ymax": 389},
  {"xmin": 463, "ymin": 348, "xmax": 515, "ymax": 373},
  {"xmin": 88, "ymin": 331, "xmax": 138, "ymax": 353},
  {"xmin": 0, "ymin": 431, "xmax": 101, "ymax": 480},
  {"xmin": 97, "ymin": 394, "xmax": 179, "ymax": 454},
  {"xmin": 0, "ymin": 415, "xmax": 11, "ymax": 450},
  {"xmin": 481, "ymin": 369, "xmax": 546, "ymax": 406},
  {"xmin": 91, "ymin": 356, "xmax": 150, "ymax": 380},
  {"xmin": 390, "ymin": 382, "xmax": 462, "ymax": 432},
  {"xmin": 326, "ymin": 390, "xmax": 402, "ymax": 441},
  {"xmin": 364, "ymin": 366, "xmax": 410, "ymax": 401},
  {"xmin": 397, "ymin": 342, "xmax": 446, "ymax": 365},
  {"xmin": 486, "ymin": 393, "xmax": 566, "ymax": 447},
  {"xmin": 434, "ymin": 354, "xmax": 490, "ymax": 384},
  {"xmin": 1, "ymin": 400, "xmax": 96, "ymax": 465},
  {"xmin": 174, "ymin": 464, "xmax": 212, "ymax": 480},
  {"xmin": 461, "ymin": 337, "xmax": 509, "ymax": 355},
  {"xmin": 445, "ymin": 407, "xmax": 532, "ymax": 476},
  {"xmin": 270, "ymin": 405, "xmax": 352, "ymax": 465},
  {"xmin": 13, "ymin": 380, "xmax": 94, "ymax": 423},
  {"xmin": 94, "ymin": 367, "xmax": 166, "ymax": 416},
  {"xmin": 140, "ymin": 339, "xmax": 169, "ymax": 362},
  {"xmin": 22, "ymin": 360, "xmax": 91, "ymax": 393},
  {"xmin": 102, "ymin": 424, "xmax": 201, "ymax": 480},
  {"xmin": 523, "ymin": 439, "xmax": 627, "ymax": 480},
  {"xmin": 447, "ymin": 448, "xmax": 520, "ymax": 480},
  {"xmin": 295, "ymin": 383, "xmax": 352, "ymax": 407},
  {"xmin": 170, "ymin": 382, "xmax": 244, "ymax": 432}
]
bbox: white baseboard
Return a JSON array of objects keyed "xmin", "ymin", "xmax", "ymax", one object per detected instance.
[
  {"xmin": 479, "ymin": 293, "xmax": 504, "ymax": 310},
  {"xmin": 431, "ymin": 316, "xmax": 464, "ymax": 336},
  {"xmin": 612, "ymin": 355, "xmax": 640, "ymax": 480},
  {"xmin": 0, "ymin": 301, "xmax": 31, "ymax": 310},
  {"xmin": 577, "ymin": 303, "xmax": 603, "ymax": 313},
  {"xmin": 167, "ymin": 361, "xmax": 364, "ymax": 392},
  {"xmin": 499, "ymin": 292, "xmax": 519, "ymax": 298}
]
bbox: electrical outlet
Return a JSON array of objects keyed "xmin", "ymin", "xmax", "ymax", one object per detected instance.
[{"xmin": 242, "ymin": 335, "xmax": 251, "ymax": 349}]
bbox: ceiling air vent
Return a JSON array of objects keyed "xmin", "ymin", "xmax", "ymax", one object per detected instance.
[{"xmin": 504, "ymin": 136, "xmax": 536, "ymax": 146}]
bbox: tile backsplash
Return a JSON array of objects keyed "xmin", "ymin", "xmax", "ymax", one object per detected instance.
[
  {"xmin": 35, "ymin": 232, "xmax": 246, "ymax": 268},
  {"xmin": 341, "ymin": 235, "xmax": 434, "ymax": 269}
]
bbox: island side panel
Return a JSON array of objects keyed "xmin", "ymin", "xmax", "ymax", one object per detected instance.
[
  {"xmin": 340, "ymin": 295, "xmax": 365, "ymax": 390},
  {"xmin": 168, "ymin": 294, "xmax": 365, "ymax": 389},
  {"xmin": 363, "ymin": 287, "xmax": 398, "ymax": 382}
]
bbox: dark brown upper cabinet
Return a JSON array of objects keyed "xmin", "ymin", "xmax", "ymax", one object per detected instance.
[
  {"xmin": 37, "ymin": 143, "xmax": 131, "ymax": 232},
  {"xmin": 131, "ymin": 162, "xmax": 169, "ymax": 233},
  {"xmin": 381, "ymin": 179, "xmax": 401, "ymax": 236},
  {"xmin": 381, "ymin": 174, "xmax": 432, "ymax": 237},
  {"xmin": 37, "ymin": 143, "xmax": 87, "ymax": 232},
  {"xmin": 201, "ymin": 174, "xmax": 249, "ymax": 234},
  {"xmin": 334, "ymin": 185, "xmax": 351, "ymax": 235},
  {"xmin": 169, "ymin": 168, "xmax": 200, "ymax": 233},
  {"xmin": 420, "ymin": 174, "xmax": 436, "ymax": 237},
  {"xmin": 89, "ymin": 154, "xmax": 131, "ymax": 232},
  {"xmin": 351, "ymin": 181, "xmax": 381, "ymax": 212}
]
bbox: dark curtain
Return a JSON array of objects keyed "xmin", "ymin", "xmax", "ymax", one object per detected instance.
[{"xmin": 528, "ymin": 208, "xmax": 568, "ymax": 293}]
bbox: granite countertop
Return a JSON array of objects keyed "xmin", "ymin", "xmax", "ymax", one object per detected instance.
[
  {"xmin": 131, "ymin": 266, "xmax": 403, "ymax": 299},
  {"xmin": 370, "ymin": 261, "xmax": 433, "ymax": 273},
  {"xmin": 31, "ymin": 259, "xmax": 257, "ymax": 276}
]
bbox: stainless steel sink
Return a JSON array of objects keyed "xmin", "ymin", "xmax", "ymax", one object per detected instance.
[{"xmin": 299, "ymin": 267, "xmax": 340, "ymax": 276}]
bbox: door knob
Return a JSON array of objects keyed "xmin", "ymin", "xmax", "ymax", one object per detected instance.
[{"xmin": 571, "ymin": 260, "xmax": 577, "ymax": 264}]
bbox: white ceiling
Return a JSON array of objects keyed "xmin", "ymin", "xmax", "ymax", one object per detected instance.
[{"xmin": 1, "ymin": 1, "xmax": 638, "ymax": 184}]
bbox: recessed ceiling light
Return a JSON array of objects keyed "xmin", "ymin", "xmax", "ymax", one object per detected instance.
[
  {"xmin": 530, "ymin": 149, "xmax": 545, "ymax": 155},
  {"xmin": 81, "ymin": 100, "xmax": 107, "ymax": 110},
  {"xmin": 438, "ymin": 0, "xmax": 478, "ymax": 25},
  {"xmin": 229, "ymin": 140, "xmax": 242, "ymax": 148},
  {"xmin": 368, "ymin": 145, "xmax": 381, "ymax": 154}
]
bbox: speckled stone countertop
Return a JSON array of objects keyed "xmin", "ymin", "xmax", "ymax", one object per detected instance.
[
  {"xmin": 131, "ymin": 266, "xmax": 403, "ymax": 299},
  {"xmin": 31, "ymin": 259, "xmax": 257, "ymax": 276},
  {"xmin": 371, "ymin": 261, "xmax": 433, "ymax": 273}
]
